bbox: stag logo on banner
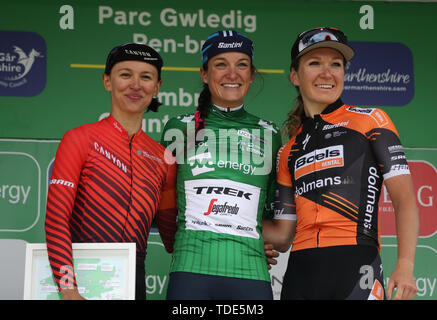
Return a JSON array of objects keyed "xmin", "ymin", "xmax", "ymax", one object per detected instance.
[
  {"xmin": 342, "ymin": 41, "xmax": 414, "ymax": 107},
  {"xmin": 0, "ymin": 31, "xmax": 46, "ymax": 97}
]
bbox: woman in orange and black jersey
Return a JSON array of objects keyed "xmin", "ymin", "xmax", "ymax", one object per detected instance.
[{"xmin": 263, "ymin": 27, "xmax": 419, "ymax": 300}]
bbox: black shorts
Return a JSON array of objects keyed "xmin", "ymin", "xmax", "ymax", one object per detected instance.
[
  {"xmin": 281, "ymin": 245, "xmax": 385, "ymax": 300},
  {"xmin": 166, "ymin": 272, "xmax": 273, "ymax": 300}
]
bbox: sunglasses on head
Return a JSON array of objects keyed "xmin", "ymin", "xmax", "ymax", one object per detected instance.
[{"xmin": 297, "ymin": 27, "xmax": 348, "ymax": 53}]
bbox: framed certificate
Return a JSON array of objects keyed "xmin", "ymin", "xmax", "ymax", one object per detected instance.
[{"xmin": 23, "ymin": 243, "xmax": 136, "ymax": 300}]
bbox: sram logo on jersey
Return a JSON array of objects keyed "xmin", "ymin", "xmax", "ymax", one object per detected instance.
[
  {"xmin": 294, "ymin": 145, "xmax": 344, "ymax": 180},
  {"xmin": 49, "ymin": 179, "xmax": 75, "ymax": 188}
]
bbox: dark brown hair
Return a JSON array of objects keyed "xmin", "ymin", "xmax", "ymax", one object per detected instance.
[{"xmin": 283, "ymin": 58, "xmax": 305, "ymax": 139}]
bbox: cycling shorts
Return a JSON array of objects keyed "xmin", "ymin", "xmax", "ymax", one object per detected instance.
[
  {"xmin": 281, "ymin": 245, "xmax": 385, "ymax": 300},
  {"xmin": 167, "ymin": 272, "xmax": 273, "ymax": 300}
]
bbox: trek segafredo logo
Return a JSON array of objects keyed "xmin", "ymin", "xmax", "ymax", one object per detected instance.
[
  {"xmin": 184, "ymin": 178, "xmax": 261, "ymax": 239},
  {"xmin": 294, "ymin": 145, "xmax": 344, "ymax": 180},
  {"xmin": 0, "ymin": 31, "xmax": 46, "ymax": 96}
]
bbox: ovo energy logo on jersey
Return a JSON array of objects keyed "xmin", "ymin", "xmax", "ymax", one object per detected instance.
[
  {"xmin": 294, "ymin": 145, "xmax": 344, "ymax": 180},
  {"xmin": 0, "ymin": 31, "xmax": 46, "ymax": 97},
  {"xmin": 188, "ymin": 152, "xmax": 215, "ymax": 176}
]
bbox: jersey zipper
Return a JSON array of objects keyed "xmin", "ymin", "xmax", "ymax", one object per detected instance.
[
  {"xmin": 122, "ymin": 136, "xmax": 134, "ymax": 239},
  {"xmin": 316, "ymin": 229, "xmax": 321, "ymax": 247},
  {"xmin": 128, "ymin": 135, "xmax": 134, "ymax": 213},
  {"xmin": 314, "ymin": 115, "xmax": 322, "ymax": 248}
]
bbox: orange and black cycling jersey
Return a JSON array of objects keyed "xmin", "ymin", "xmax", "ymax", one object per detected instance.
[{"xmin": 275, "ymin": 99, "xmax": 410, "ymax": 252}]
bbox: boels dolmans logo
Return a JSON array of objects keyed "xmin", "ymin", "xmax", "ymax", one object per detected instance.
[{"xmin": 0, "ymin": 31, "xmax": 46, "ymax": 97}]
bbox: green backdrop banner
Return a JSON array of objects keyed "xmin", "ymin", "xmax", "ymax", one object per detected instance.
[
  {"xmin": 0, "ymin": 0, "xmax": 436, "ymax": 300},
  {"xmin": 1, "ymin": 0, "xmax": 437, "ymax": 147}
]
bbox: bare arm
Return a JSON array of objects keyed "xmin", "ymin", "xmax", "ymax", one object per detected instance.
[{"xmin": 385, "ymin": 174, "xmax": 419, "ymax": 300}]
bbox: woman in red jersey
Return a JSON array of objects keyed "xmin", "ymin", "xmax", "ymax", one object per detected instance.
[
  {"xmin": 45, "ymin": 43, "xmax": 177, "ymax": 300},
  {"xmin": 263, "ymin": 27, "xmax": 419, "ymax": 300}
]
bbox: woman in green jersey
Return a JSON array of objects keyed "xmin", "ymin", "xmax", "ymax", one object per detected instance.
[{"xmin": 161, "ymin": 30, "xmax": 281, "ymax": 299}]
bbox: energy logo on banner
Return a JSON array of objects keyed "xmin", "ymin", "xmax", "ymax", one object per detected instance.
[
  {"xmin": 0, "ymin": 152, "xmax": 39, "ymax": 232},
  {"xmin": 342, "ymin": 41, "xmax": 414, "ymax": 107},
  {"xmin": 0, "ymin": 31, "xmax": 46, "ymax": 97}
]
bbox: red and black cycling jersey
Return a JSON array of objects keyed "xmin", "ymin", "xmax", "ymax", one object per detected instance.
[
  {"xmin": 45, "ymin": 115, "xmax": 177, "ymax": 290},
  {"xmin": 275, "ymin": 99, "xmax": 410, "ymax": 252}
]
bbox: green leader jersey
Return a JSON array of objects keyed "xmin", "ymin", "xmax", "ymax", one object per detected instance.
[{"xmin": 161, "ymin": 105, "xmax": 281, "ymax": 282}]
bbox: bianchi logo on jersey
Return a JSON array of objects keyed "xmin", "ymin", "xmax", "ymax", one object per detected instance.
[
  {"xmin": 294, "ymin": 145, "xmax": 344, "ymax": 180},
  {"xmin": 184, "ymin": 179, "xmax": 261, "ymax": 239}
]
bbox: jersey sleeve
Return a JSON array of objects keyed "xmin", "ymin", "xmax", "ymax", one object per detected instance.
[
  {"xmin": 155, "ymin": 149, "xmax": 178, "ymax": 253},
  {"xmin": 276, "ymin": 142, "xmax": 293, "ymax": 187},
  {"xmin": 160, "ymin": 118, "xmax": 176, "ymax": 148},
  {"xmin": 160, "ymin": 115, "xmax": 190, "ymax": 154},
  {"xmin": 262, "ymin": 126, "xmax": 282, "ymax": 220},
  {"xmin": 364, "ymin": 108, "xmax": 410, "ymax": 180},
  {"xmin": 44, "ymin": 128, "xmax": 88, "ymax": 290},
  {"xmin": 274, "ymin": 141, "xmax": 297, "ymax": 221}
]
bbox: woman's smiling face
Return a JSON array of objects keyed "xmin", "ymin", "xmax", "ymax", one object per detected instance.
[
  {"xmin": 103, "ymin": 60, "xmax": 161, "ymax": 115},
  {"xmin": 201, "ymin": 51, "xmax": 254, "ymax": 108},
  {"xmin": 290, "ymin": 47, "xmax": 345, "ymax": 112}
]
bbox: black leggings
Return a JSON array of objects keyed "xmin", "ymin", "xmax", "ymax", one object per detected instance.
[
  {"xmin": 281, "ymin": 245, "xmax": 385, "ymax": 300},
  {"xmin": 166, "ymin": 272, "xmax": 273, "ymax": 300}
]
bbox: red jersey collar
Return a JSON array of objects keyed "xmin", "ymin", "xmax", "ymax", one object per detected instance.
[{"xmin": 105, "ymin": 114, "xmax": 145, "ymax": 140}]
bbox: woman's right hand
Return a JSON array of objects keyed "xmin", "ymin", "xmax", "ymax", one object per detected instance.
[
  {"xmin": 264, "ymin": 243, "xmax": 279, "ymax": 270},
  {"xmin": 60, "ymin": 287, "xmax": 86, "ymax": 300}
]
